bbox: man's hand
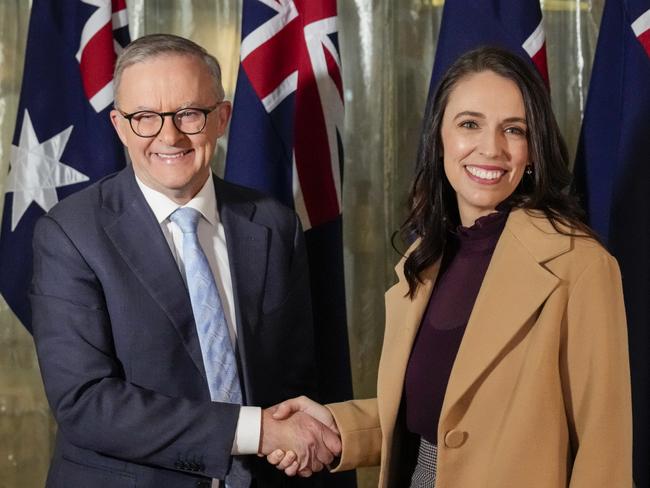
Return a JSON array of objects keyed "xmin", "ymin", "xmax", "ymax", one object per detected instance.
[
  {"xmin": 263, "ymin": 396, "xmax": 340, "ymax": 477},
  {"xmin": 258, "ymin": 402, "xmax": 341, "ymax": 476}
]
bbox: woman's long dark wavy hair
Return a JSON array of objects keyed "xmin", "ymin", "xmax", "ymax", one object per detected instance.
[{"xmin": 400, "ymin": 46, "xmax": 597, "ymax": 298}]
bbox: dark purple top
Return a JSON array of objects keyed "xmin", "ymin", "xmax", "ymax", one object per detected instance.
[{"xmin": 404, "ymin": 210, "xmax": 508, "ymax": 445}]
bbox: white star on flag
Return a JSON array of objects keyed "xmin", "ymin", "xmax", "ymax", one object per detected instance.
[{"xmin": 6, "ymin": 110, "xmax": 89, "ymax": 231}]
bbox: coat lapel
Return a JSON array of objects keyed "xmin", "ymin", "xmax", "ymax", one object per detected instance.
[
  {"xmin": 103, "ymin": 168, "xmax": 206, "ymax": 379},
  {"xmin": 379, "ymin": 249, "xmax": 440, "ymax": 436},
  {"xmin": 439, "ymin": 209, "xmax": 570, "ymax": 423}
]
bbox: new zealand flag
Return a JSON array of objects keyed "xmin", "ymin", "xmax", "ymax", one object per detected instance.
[
  {"xmin": 0, "ymin": 0, "xmax": 130, "ymax": 332},
  {"xmin": 428, "ymin": 0, "xmax": 549, "ymax": 95},
  {"xmin": 225, "ymin": 1, "xmax": 354, "ymax": 485},
  {"xmin": 573, "ymin": 1, "xmax": 650, "ymax": 485}
]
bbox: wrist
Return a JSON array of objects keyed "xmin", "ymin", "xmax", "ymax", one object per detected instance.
[{"xmin": 258, "ymin": 408, "xmax": 274, "ymax": 455}]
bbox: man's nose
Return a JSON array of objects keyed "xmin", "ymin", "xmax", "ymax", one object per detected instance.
[{"xmin": 157, "ymin": 115, "xmax": 184, "ymax": 145}]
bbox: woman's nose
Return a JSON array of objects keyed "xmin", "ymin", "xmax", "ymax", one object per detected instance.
[{"xmin": 478, "ymin": 130, "xmax": 504, "ymax": 158}]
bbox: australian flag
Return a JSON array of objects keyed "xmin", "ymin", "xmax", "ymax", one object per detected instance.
[
  {"xmin": 225, "ymin": 1, "xmax": 354, "ymax": 484},
  {"xmin": 573, "ymin": 1, "xmax": 650, "ymax": 486},
  {"xmin": 0, "ymin": 0, "xmax": 130, "ymax": 332},
  {"xmin": 428, "ymin": 0, "xmax": 549, "ymax": 95}
]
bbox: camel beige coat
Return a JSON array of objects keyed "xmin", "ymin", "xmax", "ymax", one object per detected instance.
[{"xmin": 328, "ymin": 209, "xmax": 632, "ymax": 487}]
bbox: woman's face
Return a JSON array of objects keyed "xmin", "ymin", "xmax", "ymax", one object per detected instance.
[{"xmin": 440, "ymin": 70, "xmax": 529, "ymax": 227}]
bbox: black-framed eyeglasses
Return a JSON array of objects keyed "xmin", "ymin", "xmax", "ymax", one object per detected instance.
[{"xmin": 118, "ymin": 103, "xmax": 222, "ymax": 138}]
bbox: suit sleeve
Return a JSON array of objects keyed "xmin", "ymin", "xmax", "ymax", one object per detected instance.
[
  {"xmin": 30, "ymin": 214, "xmax": 239, "ymax": 479},
  {"xmin": 563, "ymin": 253, "xmax": 633, "ymax": 487},
  {"xmin": 326, "ymin": 398, "xmax": 381, "ymax": 471}
]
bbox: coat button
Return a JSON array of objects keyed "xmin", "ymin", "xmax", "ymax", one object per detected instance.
[
  {"xmin": 195, "ymin": 481, "xmax": 211, "ymax": 488},
  {"xmin": 444, "ymin": 429, "xmax": 466, "ymax": 448}
]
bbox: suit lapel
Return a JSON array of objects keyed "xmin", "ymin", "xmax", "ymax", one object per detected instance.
[
  {"xmin": 440, "ymin": 209, "xmax": 569, "ymax": 423},
  {"xmin": 214, "ymin": 178, "xmax": 269, "ymax": 374},
  {"xmin": 103, "ymin": 168, "xmax": 206, "ymax": 379},
  {"xmin": 214, "ymin": 178, "xmax": 270, "ymax": 403}
]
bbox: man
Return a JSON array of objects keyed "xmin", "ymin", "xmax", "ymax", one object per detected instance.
[{"xmin": 30, "ymin": 34, "xmax": 339, "ymax": 488}]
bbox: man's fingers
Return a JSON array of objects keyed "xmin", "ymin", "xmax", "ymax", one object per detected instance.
[
  {"xmin": 266, "ymin": 449, "xmax": 285, "ymax": 465},
  {"xmin": 277, "ymin": 450, "xmax": 297, "ymax": 470},
  {"xmin": 284, "ymin": 460, "xmax": 300, "ymax": 477}
]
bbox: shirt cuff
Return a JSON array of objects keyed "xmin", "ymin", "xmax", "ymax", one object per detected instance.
[{"xmin": 231, "ymin": 406, "xmax": 261, "ymax": 455}]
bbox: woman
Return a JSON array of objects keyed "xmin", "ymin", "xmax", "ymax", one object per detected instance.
[{"xmin": 271, "ymin": 47, "xmax": 632, "ymax": 487}]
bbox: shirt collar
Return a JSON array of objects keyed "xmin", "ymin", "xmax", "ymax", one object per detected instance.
[{"xmin": 135, "ymin": 172, "xmax": 219, "ymax": 226}]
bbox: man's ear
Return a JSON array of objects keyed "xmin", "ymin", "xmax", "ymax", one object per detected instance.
[
  {"xmin": 214, "ymin": 101, "xmax": 232, "ymax": 138},
  {"xmin": 110, "ymin": 109, "xmax": 129, "ymax": 146}
]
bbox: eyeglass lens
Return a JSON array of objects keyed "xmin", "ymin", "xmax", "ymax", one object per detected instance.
[{"xmin": 130, "ymin": 109, "xmax": 207, "ymax": 136}]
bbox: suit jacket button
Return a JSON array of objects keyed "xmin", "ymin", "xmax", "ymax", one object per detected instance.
[
  {"xmin": 196, "ymin": 481, "xmax": 211, "ymax": 488},
  {"xmin": 444, "ymin": 429, "xmax": 466, "ymax": 448}
]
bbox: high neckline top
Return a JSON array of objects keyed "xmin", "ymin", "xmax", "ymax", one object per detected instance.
[{"xmin": 454, "ymin": 210, "xmax": 510, "ymax": 252}]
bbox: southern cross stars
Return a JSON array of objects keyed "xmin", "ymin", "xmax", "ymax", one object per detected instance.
[{"xmin": 5, "ymin": 110, "xmax": 89, "ymax": 231}]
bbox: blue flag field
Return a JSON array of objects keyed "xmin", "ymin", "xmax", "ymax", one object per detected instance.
[
  {"xmin": 428, "ymin": 0, "xmax": 549, "ymax": 96},
  {"xmin": 0, "ymin": 0, "xmax": 130, "ymax": 331}
]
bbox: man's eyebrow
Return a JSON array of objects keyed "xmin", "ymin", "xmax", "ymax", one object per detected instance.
[
  {"xmin": 127, "ymin": 101, "xmax": 201, "ymax": 111},
  {"xmin": 127, "ymin": 105, "xmax": 157, "ymax": 112}
]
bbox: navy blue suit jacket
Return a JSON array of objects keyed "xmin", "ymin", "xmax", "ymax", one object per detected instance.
[{"xmin": 31, "ymin": 165, "xmax": 321, "ymax": 487}]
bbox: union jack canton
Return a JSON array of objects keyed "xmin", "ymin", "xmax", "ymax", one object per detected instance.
[{"xmin": 226, "ymin": 0, "xmax": 344, "ymax": 230}]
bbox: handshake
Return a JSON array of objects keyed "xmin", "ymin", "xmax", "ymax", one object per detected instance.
[{"xmin": 258, "ymin": 396, "xmax": 340, "ymax": 477}]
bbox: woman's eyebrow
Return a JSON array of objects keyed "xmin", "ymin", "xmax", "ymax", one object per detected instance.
[
  {"xmin": 502, "ymin": 116, "xmax": 527, "ymax": 124},
  {"xmin": 453, "ymin": 110, "xmax": 485, "ymax": 120}
]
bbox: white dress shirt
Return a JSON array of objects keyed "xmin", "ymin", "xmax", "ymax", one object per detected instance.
[{"xmin": 135, "ymin": 173, "xmax": 261, "ymax": 484}]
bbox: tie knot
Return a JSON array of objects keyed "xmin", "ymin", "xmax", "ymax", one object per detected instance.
[{"xmin": 170, "ymin": 207, "xmax": 201, "ymax": 234}]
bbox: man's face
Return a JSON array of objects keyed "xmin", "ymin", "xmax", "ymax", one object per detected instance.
[{"xmin": 110, "ymin": 54, "xmax": 231, "ymax": 203}]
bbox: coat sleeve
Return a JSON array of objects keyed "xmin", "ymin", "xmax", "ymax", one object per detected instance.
[
  {"xmin": 563, "ymin": 253, "xmax": 633, "ymax": 487},
  {"xmin": 30, "ymin": 214, "xmax": 239, "ymax": 480},
  {"xmin": 326, "ymin": 398, "xmax": 381, "ymax": 471}
]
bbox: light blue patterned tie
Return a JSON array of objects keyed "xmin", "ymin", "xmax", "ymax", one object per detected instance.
[{"xmin": 170, "ymin": 208, "xmax": 249, "ymax": 487}]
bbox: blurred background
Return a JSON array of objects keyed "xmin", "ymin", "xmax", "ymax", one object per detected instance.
[{"xmin": 0, "ymin": 1, "xmax": 604, "ymax": 486}]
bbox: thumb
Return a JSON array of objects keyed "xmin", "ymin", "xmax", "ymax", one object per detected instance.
[{"xmin": 272, "ymin": 399, "xmax": 301, "ymax": 419}]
